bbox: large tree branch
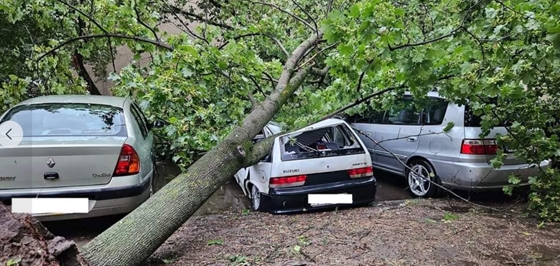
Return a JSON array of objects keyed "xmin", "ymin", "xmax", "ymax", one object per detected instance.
[
  {"xmin": 37, "ymin": 34, "xmax": 173, "ymax": 62},
  {"xmin": 73, "ymin": 52, "xmax": 101, "ymax": 95},
  {"xmin": 224, "ymin": 31, "xmax": 322, "ymax": 143}
]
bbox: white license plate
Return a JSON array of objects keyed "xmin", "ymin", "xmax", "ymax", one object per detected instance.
[
  {"xmin": 11, "ymin": 198, "xmax": 90, "ymax": 215},
  {"xmin": 308, "ymin": 193, "xmax": 353, "ymax": 206}
]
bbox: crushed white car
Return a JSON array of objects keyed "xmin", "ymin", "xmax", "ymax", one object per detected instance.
[{"xmin": 234, "ymin": 118, "xmax": 377, "ymax": 214}]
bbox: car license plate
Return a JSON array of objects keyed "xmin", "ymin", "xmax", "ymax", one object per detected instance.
[{"xmin": 308, "ymin": 193, "xmax": 352, "ymax": 207}]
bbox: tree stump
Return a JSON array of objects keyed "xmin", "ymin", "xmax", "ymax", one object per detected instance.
[{"xmin": 0, "ymin": 203, "xmax": 89, "ymax": 266}]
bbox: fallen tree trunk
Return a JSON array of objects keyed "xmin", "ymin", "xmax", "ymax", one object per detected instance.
[
  {"xmin": 0, "ymin": 203, "xmax": 89, "ymax": 266},
  {"xmin": 80, "ymin": 32, "xmax": 322, "ymax": 266}
]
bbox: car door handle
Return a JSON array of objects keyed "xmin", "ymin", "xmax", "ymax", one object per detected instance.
[{"xmin": 407, "ymin": 137, "xmax": 418, "ymax": 142}]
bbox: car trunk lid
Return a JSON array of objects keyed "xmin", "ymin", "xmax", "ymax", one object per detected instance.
[{"xmin": 0, "ymin": 136, "xmax": 127, "ymax": 189}]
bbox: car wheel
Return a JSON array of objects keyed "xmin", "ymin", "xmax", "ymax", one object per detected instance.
[
  {"xmin": 250, "ymin": 185, "xmax": 263, "ymax": 211},
  {"xmin": 406, "ymin": 159, "xmax": 440, "ymax": 198}
]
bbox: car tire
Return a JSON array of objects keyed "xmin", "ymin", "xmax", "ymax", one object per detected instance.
[
  {"xmin": 250, "ymin": 184, "xmax": 266, "ymax": 212},
  {"xmin": 406, "ymin": 159, "xmax": 441, "ymax": 198}
]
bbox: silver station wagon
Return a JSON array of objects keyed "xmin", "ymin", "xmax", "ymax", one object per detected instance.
[
  {"xmin": 348, "ymin": 91, "xmax": 548, "ymax": 197},
  {"xmin": 0, "ymin": 95, "xmax": 162, "ymax": 221}
]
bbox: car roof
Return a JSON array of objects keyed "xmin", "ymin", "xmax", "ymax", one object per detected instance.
[
  {"xmin": 15, "ymin": 95, "xmax": 128, "ymax": 108},
  {"xmin": 279, "ymin": 118, "xmax": 347, "ymax": 138}
]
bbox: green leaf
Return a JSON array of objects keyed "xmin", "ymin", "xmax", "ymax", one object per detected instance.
[
  {"xmin": 443, "ymin": 122, "xmax": 455, "ymax": 133},
  {"xmin": 218, "ymin": 61, "xmax": 228, "ymax": 70},
  {"xmin": 162, "ymin": 258, "xmax": 175, "ymax": 264},
  {"xmin": 338, "ymin": 44, "xmax": 354, "ymax": 56},
  {"xmin": 6, "ymin": 257, "xmax": 22, "ymax": 266},
  {"xmin": 207, "ymin": 239, "xmax": 224, "ymax": 246},
  {"xmin": 442, "ymin": 212, "xmax": 458, "ymax": 222}
]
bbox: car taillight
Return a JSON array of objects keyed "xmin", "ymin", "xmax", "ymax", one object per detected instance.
[
  {"xmin": 460, "ymin": 139, "xmax": 498, "ymax": 155},
  {"xmin": 348, "ymin": 166, "xmax": 374, "ymax": 178},
  {"xmin": 113, "ymin": 144, "xmax": 140, "ymax": 176},
  {"xmin": 269, "ymin": 175, "xmax": 307, "ymax": 188}
]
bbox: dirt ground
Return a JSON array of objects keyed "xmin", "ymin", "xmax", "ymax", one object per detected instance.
[{"xmin": 143, "ymin": 199, "xmax": 560, "ymax": 266}]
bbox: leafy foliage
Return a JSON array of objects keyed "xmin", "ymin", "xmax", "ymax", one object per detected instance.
[{"xmin": 1, "ymin": 0, "xmax": 560, "ymax": 221}]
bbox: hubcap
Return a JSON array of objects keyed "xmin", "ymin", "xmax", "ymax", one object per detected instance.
[
  {"xmin": 408, "ymin": 164, "xmax": 431, "ymax": 197},
  {"xmin": 251, "ymin": 186, "xmax": 260, "ymax": 210}
]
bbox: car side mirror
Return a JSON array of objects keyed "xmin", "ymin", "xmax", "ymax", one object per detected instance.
[
  {"xmin": 148, "ymin": 120, "xmax": 165, "ymax": 130},
  {"xmin": 153, "ymin": 120, "xmax": 165, "ymax": 128},
  {"xmin": 252, "ymin": 134, "xmax": 265, "ymax": 143}
]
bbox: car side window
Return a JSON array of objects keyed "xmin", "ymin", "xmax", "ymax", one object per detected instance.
[
  {"xmin": 381, "ymin": 97, "xmax": 422, "ymax": 125},
  {"xmin": 347, "ymin": 108, "xmax": 384, "ymax": 124},
  {"xmin": 423, "ymin": 97, "xmax": 449, "ymax": 125},
  {"xmin": 133, "ymin": 103, "xmax": 150, "ymax": 129},
  {"xmin": 130, "ymin": 104, "xmax": 148, "ymax": 138}
]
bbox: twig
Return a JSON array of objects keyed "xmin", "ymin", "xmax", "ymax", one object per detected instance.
[
  {"xmin": 296, "ymin": 42, "xmax": 338, "ymax": 70},
  {"xmin": 219, "ymin": 33, "xmax": 289, "ymax": 57},
  {"xmin": 262, "ymin": 71, "xmax": 277, "ymax": 88},
  {"xmin": 357, "ymin": 60, "xmax": 373, "ymax": 92},
  {"xmin": 134, "ymin": 3, "xmax": 159, "ymax": 41},
  {"xmin": 57, "ymin": 0, "xmax": 107, "ymax": 33},
  {"xmin": 166, "ymin": 5, "xmax": 233, "ymax": 30},
  {"xmin": 388, "ymin": 0, "xmax": 481, "ymax": 51},
  {"xmin": 462, "ymin": 26, "xmax": 486, "ymax": 61},
  {"xmin": 249, "ymin": 75, "xmax": 266, "ymax": 97},
  {"xmin": 290, "ymin": 0, "xmax": 319, "ymax": 39},
  {"xmin": 251, "ymin": 1, "xmax": 315, "ymax": 31},
  {"xmin": 318, "ymin": 85, "xmax": 405, "ymax": 121},
  {"xmin": 106, "ymin": 38, "xmax": 117, "ymax": 73},
  {"xmin": 37, "ymin": 34, "xmax": 173, "ymax": 61}
]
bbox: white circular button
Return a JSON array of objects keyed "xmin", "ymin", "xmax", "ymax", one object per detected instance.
[{"xmin": 0, "ymin": 121, "xmax": 23, "ymax": 147}]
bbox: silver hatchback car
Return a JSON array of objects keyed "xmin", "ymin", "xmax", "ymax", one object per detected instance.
[
  {"xmin": 349, "ymin": 91, "xmax": 548, "ymax": 197},
  {"xmin": 0, "ymin": 95, "xmax": 162, "ymax": 221}
]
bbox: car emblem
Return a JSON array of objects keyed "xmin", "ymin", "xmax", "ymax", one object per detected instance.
[{"xmin": 47, "ymin": 158, "xmax": 56, "ymax": 168}]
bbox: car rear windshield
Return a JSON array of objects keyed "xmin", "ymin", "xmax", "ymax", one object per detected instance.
[
  {"xmin": 0, "ymin": 103, "xmax": 127, "ymax": 137},
  {"xmin": 280, "ymin": 123, "xmax": 365, "ymax": 161},
  {"xmin": 464, "ymin": 104, "xmax": 508, "ymax": 127}
]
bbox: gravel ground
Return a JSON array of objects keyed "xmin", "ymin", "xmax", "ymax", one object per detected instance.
[{"xmin": 144, "ymin": 199, "xmax": 560, "ymax": 266}]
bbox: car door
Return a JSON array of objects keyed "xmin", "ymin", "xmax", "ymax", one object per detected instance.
[
  {"xmin": 250, "ymin": 139, "xmax": 274, "ymax": 195},
  {"xmin": 236, "ymin": 126, "xmax": 271, "ymax": 195},
  {"xmin": 129, "ymin": 103, "xmax": 154, "ymax": 183},
  {"xmin": 348, "ymin": 107, "xmax": 385, "ymax": 164},
  {"xmin": 373, "ymin": 96, "xmax": 423, "ymax": 174}
]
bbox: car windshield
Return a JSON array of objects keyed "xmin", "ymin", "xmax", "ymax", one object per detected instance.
[
  {"xmin": 280, "ymin": 123, "xmax": 365, "ymax": 161},
  {"xmin": 0, "ymin": 103, "xmax": 127, "ymax": 137}
]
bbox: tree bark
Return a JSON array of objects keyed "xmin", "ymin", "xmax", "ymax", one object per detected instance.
[
  {"xmin": 73, "ymin": 53, "xmax": 101, "ymax": 95},
  {"xmin": 80, "ymin": 32, "xmax": 322, "ymax": 266}
]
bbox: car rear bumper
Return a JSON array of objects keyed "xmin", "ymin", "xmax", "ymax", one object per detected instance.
[
  {"xmin": 0, "ymin": 174, "xmax": 151, "ymax": 221},
  {"xmin": 434, "ymin": 159, "xmax": 549, "ymax": 191},
  {"xmin": 261, "ymin": 177, "xmax": 377, "ymax": 214}
]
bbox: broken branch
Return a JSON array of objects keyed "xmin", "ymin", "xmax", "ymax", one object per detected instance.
[{"xmin": 37, "ymin": 34, "xmax": 173, "ymax": 62}]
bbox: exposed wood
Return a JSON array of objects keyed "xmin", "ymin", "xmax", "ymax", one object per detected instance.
[{"xmin": 0, "ymin": 203, "xmax": 89, "ymax": 266}]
